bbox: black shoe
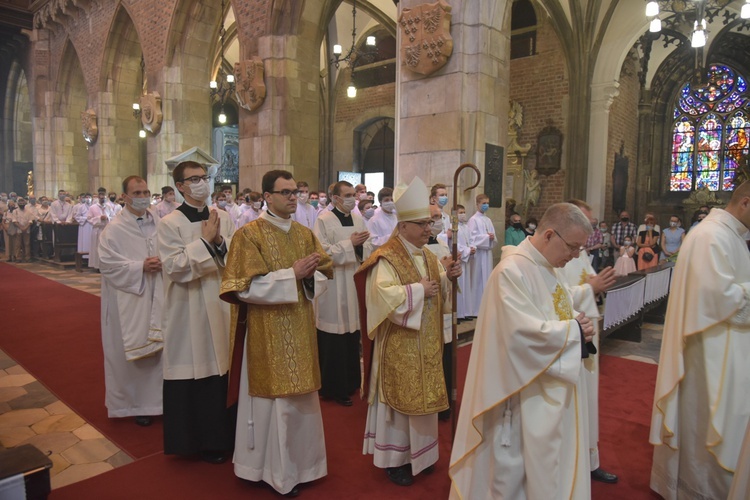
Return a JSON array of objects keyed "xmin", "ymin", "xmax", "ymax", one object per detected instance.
[
  {"xmin": 421, "ymin": 465, "xmax": 435, "ymax": 475},
  {"xmin": 135, "ymin": 416, "xmax": 152, "ymax": 427},
  {"xmin": 334, "ymin": 396, "xmax": 353, "ymax": 407},
  {"xmin": 200, "ymin": 451, "xmax": 228, "ymax": 464},
  {"xmin": 386, "ymin": 465, "xmax": 414, "ymax": 486},
  {"xmin": 591, "ymin": 468, "xmax": 618, "ymax": 484},
  {"xmin": 438, "ymin": 409, "xmax": 451, "ymax": 421},
  {"xmin": 283, "ymin": 485, "xmax": 300, "ymax": 497}
]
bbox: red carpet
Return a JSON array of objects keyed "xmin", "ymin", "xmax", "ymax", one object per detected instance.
[
  {"xmin": 0, "ymin": 263, "xmax": 162, "ymax": 458},
  {"xmin": 1, "ymin": 262, "xmax": 660, "ymax": 498}
]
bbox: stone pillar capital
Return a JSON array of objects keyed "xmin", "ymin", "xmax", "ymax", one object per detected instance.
[{"xmin": 591, "ymin": 81, "xmax": 621, "ymax": 112}]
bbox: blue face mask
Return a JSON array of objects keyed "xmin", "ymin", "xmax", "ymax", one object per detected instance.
[
  {"xmin": 310, "ymin": 200, "xmax": 319, "ymax": 209},
  {"xmin": 437, "ymin": 195, "xmax": 448, "ymax": 208},
  {"xmin": 480, "ymin": 203, "xmax": 489, "ymax": 213}
]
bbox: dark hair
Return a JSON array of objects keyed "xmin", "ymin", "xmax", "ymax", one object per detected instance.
[
  {"xmin": 262, "ymin": 170, "xmax": 294, "ymax": 195},
  {"xmin": 358, "ymin": 199, "xmax": 373, "ymax": 212},
  {"xmin": 332, "ymin": 181, "xmax": 353, "ymax": 197},
  {"xmin": 457, "ymin": 204, "xmax": 465, "ymax": 210},
  {"xmin": 122, "ymin": 175, "xmax": 146, "ymax": 195},
  {"xmin": 161, "ymin": 186, "xmax": 174, "ymax": 195},
  {"xmin": 296, "ymin": 181, "xmax": 309, "ymax": 189},
  {"xmin": 378, "ymin": 187, "xmax": 393, "ymax": 203},
  {"xmin": 526, "ymin": 217, "xmax": 538, "ymax": 226},
  {"xmin": 98, "ymin": 187, "xmax": 107, "ymax": 194},
  {"xmin": 172, "ymin": 161, "xmax": 206, "ymax": 184}
]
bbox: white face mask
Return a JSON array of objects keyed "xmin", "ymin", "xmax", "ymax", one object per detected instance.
[
  {"xmin": 187, "ymin": 180, "xmax": 210, "ymax": 202},
  {"xmin": 431, "ymin": 219, "xmax": 444, "ymax": 236},
  {"xmin": 297, "ymin": 193, "xmax": 309, "ymax": 203},
  {"xmin": 358, "ymin": 193, "xmax": 368, "ymax": 201},
  {"xmin": 458, "ymin": 213, "xmax": 467, "ymax": 223},
  {"xmin": 381, "ymin": 201, "xmax": 396, "ymax": 213},
  {"xmin": 670, "ymin": 221, "xmax": 678, "ymax": 227},
  {"xmin": 340, "ymin": 196, "xmax": 357, "ymax": 213},
  {"xmin": 364, "ymin": 207, "xmax": 375, "ymax": 219},
  {"xmin": 217, "ymin": 200, "xmax": 227, "ymax": 209},
  {"xmin": 252, "ymin": 201, "xmax": 262, "ymax": 210},
  {"xmin": 528, "ymin": 223, "xmax": 537, "ymax": 230},
  {"xmin": 130, "ymin": 196, "xmax": 151, "ymax": 212},
  {"xmin": 319, "ymin": 196, "xmax": 327, "ymax": 205}
]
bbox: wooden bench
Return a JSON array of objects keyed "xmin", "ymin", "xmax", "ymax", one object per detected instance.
[
  {"xmin": 0, "ymin": 444, "xmax": 52, "ymax": 499},
  {"xmin": 75, "ymin": 252, "xmax": 89, "ymax": 273}
]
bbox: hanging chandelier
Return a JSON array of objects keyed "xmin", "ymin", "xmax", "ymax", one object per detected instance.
[
  {"xmin": 329, "ymin": 0, "xmax": 378, "ymax": 98},
  {"xmin": 209, "ymin": 0, "xmax": 235, "ymax": 124},
  {"xmin": 645, "ymin": 0, "xmax": 750, "ymax": 48}
]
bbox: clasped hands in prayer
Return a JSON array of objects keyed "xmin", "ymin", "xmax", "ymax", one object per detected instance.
[
  {"xmin": 420, "ymin": 258, "xmax": 461, "ymax": 298},
  {"xmin": 576, "ymin": 312, "xmax": 595, "ymax": 343},
  {"xmin": 143, "ymin": 256, "xmax": 162, "ymax": 273},
  {"xmin": 293, "ymin": 253, "xmax": 321, "ymax": 280},
  {"xmin": 200, "ymin": 210, "xmax": 223, "ymax": 246}
]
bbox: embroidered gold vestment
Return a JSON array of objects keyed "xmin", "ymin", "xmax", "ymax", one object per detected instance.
[
  {"xmin": 220, "ymin": 218, "xmax": 333, "ymax": 398},
  {"xmin": 355, "ymin": 237, "xmax": 448, "ymax": 416}
]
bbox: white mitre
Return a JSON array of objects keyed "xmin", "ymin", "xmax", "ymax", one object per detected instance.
[{"xmin": 394, "ymin": 177, "xmax": 430, "ymax": 222}]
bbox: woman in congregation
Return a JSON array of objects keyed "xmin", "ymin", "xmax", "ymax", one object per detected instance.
[
  {"xmin": 660, "ymin": 214, "xmax": 685, "ymax": 262},
  {"xmin": 636, "ymin": 214, "xmax": 659, "ymax": 270}
]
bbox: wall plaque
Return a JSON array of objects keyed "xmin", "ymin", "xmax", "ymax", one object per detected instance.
[
  {"xmin": 485, "ymin": 143, "xmax": 504, "ymax": 208},
  {"xmin": 536, "ymin": 125, "xmax": 562, "ymax": 176}
]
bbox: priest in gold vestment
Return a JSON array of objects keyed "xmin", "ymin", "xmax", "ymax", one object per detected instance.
[
  {"xmin": 220, "ymin": 170, "xmax": 333, "ymax": 497},
  {"xmin": 449, "ymin": 203, "xmax": 595, "ymax": 499},
  {"xmin": 650, "ymin": 182, "xmax": 750, "ymax": 500},
  {"xmin": 354, "ymin": 177, "xmax": 461, "ymax": 487}
]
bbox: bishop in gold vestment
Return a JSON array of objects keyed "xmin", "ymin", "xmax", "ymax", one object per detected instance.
[{"xmin": 220, "ymin": 170, "xmax": 333, "ymax": 496}]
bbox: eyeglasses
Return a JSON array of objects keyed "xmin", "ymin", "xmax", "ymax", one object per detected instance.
[
  {"xmin": 269, "ymin": 189, "xmax": 300, "ymax": 199},
  {"xmin": 406, "ymin": 220, "xmax": 435, "ymax": 230},
  {"xmin": 553, "ymin": 229, "xmax": 584, "ymax": 255},
  {"xmin": 180, "ymin": 175, "xmax": 210, "ymax": 183}
]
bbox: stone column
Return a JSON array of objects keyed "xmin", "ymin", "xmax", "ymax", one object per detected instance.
[
  {"xmin": 396, "ymin": 0, "xmax": 510, "ymax": 261},
  {"xmin": 586, "ymin": 81, "xmax": 620, "ymax": 218},
  {"xmin": 635, "ymin": 90, "xmax": 654, "ymax": 216}
]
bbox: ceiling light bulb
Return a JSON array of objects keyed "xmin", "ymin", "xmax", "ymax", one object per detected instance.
[
  {"xmin": 691, "ymin": 25, "xmax": 706, "ymax": 48},
  {"xmin": 649, "ymin": 18, "xmax": 662, "ymax": 33},
  {"xmin": 218, "ymin": 112, "xmax": 227, "ymax": 124},
  {"xmin": 743, "ymin": 1, "xmax": 750, "ymax": 19},
  {"xmin": 347, "ymin": 85, "xmax": 357, "ymax": 98},
  {"xmin": 226, "ymin": 74, "xmax": 235, "ymax": 83},
  {"xmin": 366, "ymin": 36, "xmax": 376, "ymax": 46},
  {"xmin": 138, "ymin": 129, "xmax": 147, "ymax": 138},
  {"xmin": 645, "ymin": 1, "xmax": 659, "ymax": 17},
  {"xmin": 132, "ymin": 103, "xmax": 140, "ymax": 110},
  {"xmin": 209, "ymin": 80, "xmax": 218, "ymax": 89},
  {"xmin": 333, "ymin": 44, "xmax": 342, "ymax": 55}
]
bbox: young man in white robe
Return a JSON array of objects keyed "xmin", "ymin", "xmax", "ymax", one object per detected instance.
[
  {"xmin": 650, "ymin": 181, "xmax": 750, "ymax": 500},
  {"xmin": 452, "ymin": 204, "xmax": 474, "ymax": 321},
  {"xmin": 220, "ymin": 186, "xmax": 243, "ymax": 227},
  {"xmin": 467, "ymin": 193, "xmax": 497, "ymax": 317},
  {"xmin": 430, "ymin": 183, "xmax": 451, "ymax": 241},
  {"xmin": 158, "ymin": 158, "xmax": 235, "ymax": 464},
  {"xmin": 236, "ymin": 191, "xmax": 263, "ymax": 227},
  {"xmin": 313, "ymin": 181, "xmax": 368, "ymax": 407},
  {"xmin": 73, "ymin": 194, "xmax": 92, "ymax": 256},
  {"xmin": 450, "ymin": 202, "xmax": 595, "ymax": 500},
  {"xmin": 290, "ymin": 180, "xmax": 318, "ymax": 230},
  {"xmin": 367, "ymin": 187, "xmax": 398, "ymax": 249},
  {"xmin": 155, "ymin": 186, "xmax": 178, "ymax": 219},
  {"xmin": 220, "ymin": 170, "xmax": 333, "ymax": 497},
  {"xmin": 88, "ymin": 188, "xmax": 116, "ymax": 270},
  {"xmin": 355, "ymin": 177, "xmax": 461, "ymax": 487},
  {"xmin": 558, "ymin": 199, "xmax": 619, "ymax": 485},
  {"xmin": 99, "ymin": 176, "xmax": 163, "ymax": 426}
]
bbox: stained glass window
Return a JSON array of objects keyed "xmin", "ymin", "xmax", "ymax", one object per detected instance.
[{"xmin": 670, "ymin": 64, "xmax": 750, "ymax": 192}]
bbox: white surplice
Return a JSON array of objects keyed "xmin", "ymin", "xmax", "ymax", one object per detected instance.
[
  {"xmin": 87, "ymin": 201, "xmax": 115, "ymax": 269},
  {"xmin": 450, "ymin": 239, "xmax": 590, "ymax": 500},
  {"xmin": 291, "ymin": 201, "xmax": 318, "ymax": 230},
  {"xmin": 313, "ymin": 209, "xmax": 365, "ymax": 334},
  {"xmin": 232, "ymin": 211, "xmax": 329, "ymax": 496},
  {"xmin": 362, "ymin": 236, "xmax": 449, "ymax": 475},
  {"xmin": 155, "ymin": 200, "xmax": 177, "ymax": 219},
  {"xmin": 367, "ymin": 208, "xmax": 398, "ymax": 249},
  {"xmin": 73, "ymin": 203, "xmax": 92, "ymax": 253},
  {"xmin": 157, "ymin": 205, "xmax": 235, "ymax": 380},
  {"xmin": 558, "ymin": 251, "xmax": 601, "ymax": 470},
  {"xmin": 453, "ymin": 221, "xmax": 473, "ymax": 319},
  {"xmin": 467, "ymin": 211, "xmax": 497, "ymax": 316},
  {"xmin": 236, "ymin": 207, "xmax": 261, "ymax": 228},
  {"xmin": 99, "ymin": 207, "xmax": 163, "ymax": 418},
  {"xmin": 650, "ymin": 208, "xmax": 750, "ymax": 500},
  {"xmin": 730, "ymin": 420, "xmax": 750, "ymax": 500}
]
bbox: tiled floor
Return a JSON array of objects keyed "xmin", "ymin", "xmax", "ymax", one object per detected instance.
[{"xmin": 0, "ymin": 260, "xmax": 663, "ymax": 492}]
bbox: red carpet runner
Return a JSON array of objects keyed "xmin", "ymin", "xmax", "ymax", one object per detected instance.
[{"xmin": 1, "ymin": 263, "xmax": 661, "ymax": 498}]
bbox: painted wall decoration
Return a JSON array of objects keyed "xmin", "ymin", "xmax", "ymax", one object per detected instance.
[
  {"xmin": 139, "ymin": 92, "xmax": 163, "ymax": 135},
  {"xmin": 234, "ymin": 58, "xmax": 266, "ymax": 112},
  {"xmin": 536, "ymin": 125, "xmax": 562, "ymax": 176},
  {"xmin": 81, "ymin": 108, "xmax": 98, "ymax": 145},
  {"xmin": 399, "ymin": 0, "xmax": 453, "ymax": 76}
]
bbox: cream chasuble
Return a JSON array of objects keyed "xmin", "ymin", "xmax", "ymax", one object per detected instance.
[
  {"xmin": 220, "ymin": 211, "xmax": 332, "ymax": 496},
  {"xmin": 650, "ymin": 208, "xmax": 750, "ymax": 500},
  {"xmin": 450, "ymin": 239, "xmax": 590, "ymax": 500}
]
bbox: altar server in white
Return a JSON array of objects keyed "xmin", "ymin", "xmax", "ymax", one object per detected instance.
[
  {"xmin": 88, "ymin": 188, "xmax": 116, "ymax": 270},
  {"xmin": 367, "ymin": 187, "xmax": 398, "ymax": 249},
  {"xmin": 559, "ymin": 199, "xmax": 618, "ymax": 484},
  {"xmin": 158, "ymin": 154, "xmax": 235, "ymax": 463},
  {"xmin": 99, "ymin": 176, "xmax": 163, "ymax": 426},
  {"xmin": 291, "ymin": 181, "xmax": 318, "ymax": 230},
  {"xmin": 313, "ymin": 180, "xmax": 368, "ymax": 406},
  {"xmin": 650, "ymin": 181, "xmax": 750, "ymax": 500},
  {"xmin": 467, "ymin": 193, "xmax": 497, "ymax": 316},
  {"xmin": 450, "ymin": 202, "xmax": 595, "ymax": 500},
  {"xmin": 73, "ymin": 193, "xmax": 92, "ymax": 255}
]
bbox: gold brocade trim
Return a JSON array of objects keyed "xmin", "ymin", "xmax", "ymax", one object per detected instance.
[
  {"xmin": 375, "ymin": 237, "xmax": 448, "ymax": 415},
  {"xmin": 221, "ymin": 219, "xmax": 333, "ymax": 398},
  {"xmin": 553, "ymin": 284, "xmax": 573, "ymax": 321},
  {"xmin": 578, "ymin": 268, "xmax": 588, "ymax": 286}
]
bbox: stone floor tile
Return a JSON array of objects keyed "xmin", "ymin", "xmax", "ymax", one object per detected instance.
[
  {"xmin": 0, "ymin": 386, "xmax": 27, "ymax": 403},
  {"xmin": 8, "ymin": 387, "xmax": 58, "ymax": 410},
  {"xmin": 106, "ymin": 450, "xmax": 134, "ymax": 468},
  {"xmin": 61, "ymin": 438, "xmax": 119, "ymax": 464},
  {"xmin": 22, "ymin": 431, "xmax": 80, "ymax": 455},
  {"xmin": 5, "ymin": 365, "xmax": 28, "ymax": 375},
  {"xmin": 622, "ymin": 354, "xmax": 658, "ymax": 365},
  {"xmin": 0, "ymin": 369, "xmax": 7, "ymax": 378},
  {"xmin": 48, "ymin": 453, "xmax": 71, "ymax": 476},
  {"xmin": 0, "ymin": 402, "xmax": 10, "ymax": 413},
  {"xmin": 0, "ymin": 408, "xmax": 49, "ymax": 428},
  {"xmin": 44, "ymin": 400, "xmax": 72, "ymax": 415},
  {"xmin": 51, "ymin": 462, "xmax": 113, "ymax": 489},
  {"xmin": 31, "ymin": 413, "xmax": 85, "ymax": 434},
  {"xmin": 0, "ymin": 426, "xmax": 36, "ymax": 447},
  {"xmin": 72, "ymin": 424, "xmax": 104, "ymax": 440},
  {"xmin": 0, "ymin": 374, "xmax": 36, "ymax": 388}
]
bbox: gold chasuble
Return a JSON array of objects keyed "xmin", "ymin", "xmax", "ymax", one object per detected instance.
[
  {"xmin": 220, "ymin": 218, "xmax": 333, "ymax": 399},
  {"xmin": 354, "ymin": 236, "xmax": 448, "ymax": 416}
]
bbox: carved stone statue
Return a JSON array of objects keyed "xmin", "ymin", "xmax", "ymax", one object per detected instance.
[
  {"xmin": 139, "ymin": 91, "xmax": 163, "ymax": 134},
  {"xmin": 399, "ymin": 0, "xmax": 453, "ymax": 76},
  {"xmin": 520, "ymin": 168, "xmax": 541, "ymax": 218},
  {"xmin": 81, "ymin": 108, "xmax": 98, "ymax": 145},
  {"xmin": 26, "ymin": 170, "xmax": 34, "ymax": 198},
  {"xmin": 234, "ymin": 58, "xmax": 267, "ymax": 112}
]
